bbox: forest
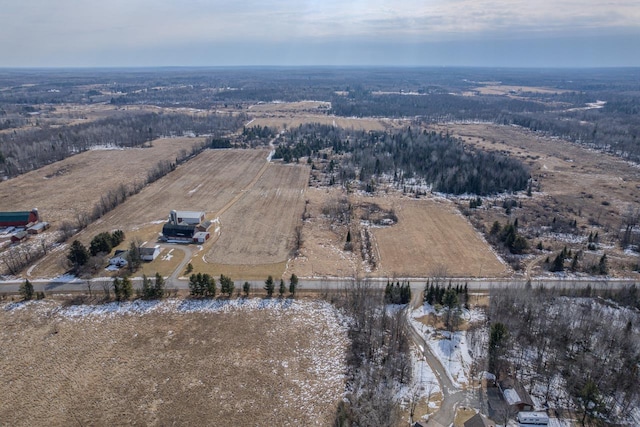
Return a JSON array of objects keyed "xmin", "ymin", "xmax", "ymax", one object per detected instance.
[
  {"xmin": 484, "ymin": 286, "xmax": 640, "ymax": 425},
  {"xmin": 2, "ymin": 67, "xmax": 638, "ymax": 161},
  {"xmin": 276, "ymin": 124, "xmax": 530, "ymax": 195},
  {"xmin": 0, "ymin": 112, "xmax": 247, "ymax": 177}
]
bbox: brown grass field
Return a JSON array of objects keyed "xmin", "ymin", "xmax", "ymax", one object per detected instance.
[
  {"xmin": 369, "ymin": 197, "xmax": 508, "ymax": 278},
  {"xmin": 204, "ymin": 163, "xmax": 309, "ymax": 265},
  {"xmin": 287, "ymin": 188, "xmax": 507, "ymax": 279},
  {"xmin": 0, "ymin": 137, "xmax": 204, "ymax": 226},
  {"xmin": 0, "ymin": 298, "xmax": 349, "ymax": 426},
  {"xmin": 29, "ymin": 149, "xmax": 270, "ymax": 277}
]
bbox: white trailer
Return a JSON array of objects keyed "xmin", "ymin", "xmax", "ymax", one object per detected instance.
[{"xmin": 517, "ymin": 411, "xmax": 549, "ymax": 426}]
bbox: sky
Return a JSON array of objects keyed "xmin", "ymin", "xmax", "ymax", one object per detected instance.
[{"xmin": 2, "ymin": 0, "xmax": 640, "ymax": 67}]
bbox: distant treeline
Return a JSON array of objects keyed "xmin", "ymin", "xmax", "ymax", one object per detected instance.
[
  {"xmin": 276, "ymin": 124, "xmax": 529, "ymax": 195},
  {"xmin": 0, "ymin": 112, "xmax": 247, "ymax": 177},
  {"xmin": 330, "ymin": 92, "xmax": 548, "ymax": 120}
]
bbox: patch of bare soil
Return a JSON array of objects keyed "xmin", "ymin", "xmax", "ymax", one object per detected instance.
[{"xmin": 0, "ymin": 298, "xmax": 349, "ymax": 426}]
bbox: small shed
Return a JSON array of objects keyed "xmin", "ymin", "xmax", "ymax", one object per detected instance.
[
  {"xmin": 11, "ymin": 231, "xmax": 28, "ymax": 243},
  {"xmin": 27, "ymin": 222, "xmax": 50, "ymax": 234},
  {"xmin": 499, "ymin": 378, "xmax": 534, "ymax": 412},
  {"xmin": 139, "ymin": 246, "xmax": 161, "ymax": 262},
  {"xmin": 193, "ymin": 231, "xmax": 210, "ymax": 244},
  {"xmin": 197, "ymin": 220, "xmax": 213, "ymax": 232}
]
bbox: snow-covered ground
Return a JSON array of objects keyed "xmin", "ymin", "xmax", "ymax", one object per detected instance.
[
  {"xmin": 3, "ymin": 297, "xmax": 353, "ymax": 325},
  {"xmin": 410, "ymin": 303, "xmax": 482, "ymax": 387},
  {"xmin": 397, "ymin": 348, "xmax": 442, "ymax": 417}
]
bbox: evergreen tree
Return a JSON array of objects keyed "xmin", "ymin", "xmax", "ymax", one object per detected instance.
[
  {"xmin": 67, "ymin": 240, "xmax": 89, "ymax": 272},
  {"xmin": 154, "ymin": 272, "xmax": 165, "ymax": 299},
  {"xmin": 141, "ymin": 274, "xmax": 153, "ymax": 299},
  {"xmin": 598, "ymin": 254, "xmax": 609, "ymax": 275},
  {"xmin": 113, "ymin": 277, "xmax": 123, "ymax": 301},
  {"xmin": 488, "ymin": 322, "xmax": 509, "ymax": 374},
  {"xmin": 220, "ymin": 274, "xmax": 234, "ymax": 297},
  {"xmin": 120, "ymin": 277, "xmax": 133, "ymax": 301},
  {"xmin": 189, "ymin": 273, "xmax": 200, "ymax": 296},
  {"xmin": 551, "ymin": 254, "xmax": 565, "ymax": 272},
  {"xmin": 127, "ymin": 241, "xmax": 142, "ymax": 272},
  {"xmin": 279, "ymin": 279, "xmax": 286, "ymax": 297},
  {"xmin": 385, "ymin": 280, "xmax": 392, "ymax": 303},
  {"xmin": 443, "ymin": 288, "xmax": 458, "ymax": 310},
  {"xmin": 289, "ymin": 273, "xmax": 298, "ymax": 296},
  {"xmin": 243, "ymin": 281, "xmax": 251, "ymax": 297},
  {"xmin": 189, "ymin": 273, "xmax": 216, "ymax": 297},
  {"xmin": 204, "ymin": 274, "xmax": 216, "ymax": 297},
  {"xmin": 264, "ymin": 275, "xmax": 275, "ymax": 297},
  {"xmin": 20, "ymin": 279, "xmax": 34, "ymax": 301}
]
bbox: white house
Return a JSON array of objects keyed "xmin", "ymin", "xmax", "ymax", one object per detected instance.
[{"xmin": 109, "ymin": 250, "xmax": 129, "ymax": 268}]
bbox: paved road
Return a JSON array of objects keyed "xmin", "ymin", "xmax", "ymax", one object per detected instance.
[{"xmin": 0, "ymin": 275, "xmax": 637, "ymax": 294}]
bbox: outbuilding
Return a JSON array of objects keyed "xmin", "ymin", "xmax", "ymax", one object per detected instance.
[
  {"xmin": 27, "ymin": 222, "xmax": 50, "ymax": 234},
  {"xmin": 171, "ymin": 210, "xmax": 206, "ymax": 225},
  {"xmin": 0, "ymin": 209, "xmax": 39, "ymax": 227},
  {"xmin": 139, "ymin": 246, "xmax": 161, "ymax": 261},
  {"xmin": 11, "ymin": 231, "xmax": 28, "ymax": 243},
  {"xmin": 464, "ymin": 413, "xmax": 495, "ymax": 427},
  {"xmin": 162, "ymin": 223, "xmax": 196, "ymax": 242},
  {"xmin": 193, "ymin": 231, "xmax": 210, "ymax": 244},
  {"xmin": 499, "ymin": 378, "xmax": 534, "ymax": 412},
  {"xmin": 109, "ymin": 250, "xmax": 129, "ymax": 268}
]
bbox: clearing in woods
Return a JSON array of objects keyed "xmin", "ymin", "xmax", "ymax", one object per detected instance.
[
  {"xmin": 0, "ymin": 298, "xmax": 349, "ymax": 426},
  {"xmin": 246, "ymin": 101, "xmax": 401, "ymax": 132},
  {"xmin": 0, "ymin": 137, "xmax": 205, "ymax": 226}
]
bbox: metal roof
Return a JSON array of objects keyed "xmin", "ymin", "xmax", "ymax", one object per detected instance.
[{"xmin": 0, "ymin": 212, "xmax": 31, "ymax": 223}]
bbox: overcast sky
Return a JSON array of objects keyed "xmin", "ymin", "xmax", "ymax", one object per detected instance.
[{"xmin": 2, "ymin": 0, "xmax": 639, "ymax": 67}]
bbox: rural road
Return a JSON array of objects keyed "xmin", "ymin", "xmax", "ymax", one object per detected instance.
[{"xmin": 0, "ymin": 275, "xmax": 637, "ymax": 294}]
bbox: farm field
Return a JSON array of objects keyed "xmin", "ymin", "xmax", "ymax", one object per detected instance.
[
  {"xmin": 29, "ymin": 149, "xmax": 270, "ymax": 277},
  {"xmin": 249, "ymin": 113, "xmax": 395, "ymax": 131},
  {"xmin": 368, "ymin": 197, "xmax": 508, "ymax": 278},
  {"xmin": 202, "ymin": 162, "xmax": 309, "ymax": 272},
  {"xmin": 0, "ymin": 298, "xmax": 349, "ymax": 426},
  {"xmin": 287, "ymin": 189, "xmax": 507, "ymax": 279},
  {"xmin": 0, "ymin": 137, "xmax": 205, "ymax": 226}
]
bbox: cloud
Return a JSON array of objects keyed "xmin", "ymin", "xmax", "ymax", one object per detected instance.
[{"xmin": 1, "ymin": 0, "xmax": 639, "ymax": 66}]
